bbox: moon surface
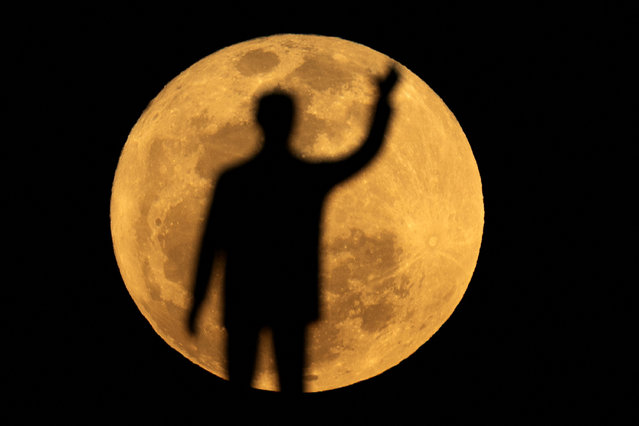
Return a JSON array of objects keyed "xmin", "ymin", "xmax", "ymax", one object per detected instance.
[{"xmin": 110, "ymin": 34, "xmax": 483, "ymax": 392}]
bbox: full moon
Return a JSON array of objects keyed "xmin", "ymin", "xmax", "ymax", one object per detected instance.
[{"xmin": 111, "ymin": 34, "xmax": 483, "ymax": 392}]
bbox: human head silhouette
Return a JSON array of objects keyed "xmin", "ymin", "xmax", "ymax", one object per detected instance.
[{"xmin": 256, "ymin": 91, "xmax": 294, "ymax": 152}]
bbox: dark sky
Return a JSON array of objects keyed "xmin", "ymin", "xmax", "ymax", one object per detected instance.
[{"xmin": 8, "ymin": 4, "xmax": 635, "ymax": 424}]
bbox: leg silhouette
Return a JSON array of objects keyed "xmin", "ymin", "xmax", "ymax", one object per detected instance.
[
  {"xmin": 226, "ymin": 323, "xmax": 260, "ymax": 391},
  {"xmin": 272, "ymin": 322, "xmax": 306, "ymax": 394}
]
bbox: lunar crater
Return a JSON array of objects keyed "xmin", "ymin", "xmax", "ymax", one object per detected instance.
[
  {"xmin": 290, "ymin": 54, "xmax": 355, "ymax": 92},
  {"xmin": 360, "ymin": 300, "xmax": 395, "ymax": 333},
  {"xmin": 236, "ymin": 48, "xmax": 281, "ymax": 76}
]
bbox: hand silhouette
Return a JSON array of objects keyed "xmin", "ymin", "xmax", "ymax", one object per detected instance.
[
  {"xmin": 188, "ymin": 309, "xmax": 198, "ymax": 335},
  {"xmin": 378, "ymin": 66, "xmax": 399, "ymax": 98}
]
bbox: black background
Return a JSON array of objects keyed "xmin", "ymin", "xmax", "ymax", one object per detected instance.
[{"xmin": 7, "ymin": 3, "xmax": 636, "ymax": 424}]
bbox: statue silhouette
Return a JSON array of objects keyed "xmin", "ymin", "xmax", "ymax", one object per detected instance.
[{"xmin": 188, "ymin": 66, "xmax": 398, "ymax": 394}]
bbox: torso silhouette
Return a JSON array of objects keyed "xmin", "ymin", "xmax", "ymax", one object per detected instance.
[{"xmin": 211, "ymin": 154, "xmax": 332, "ymax": 326}]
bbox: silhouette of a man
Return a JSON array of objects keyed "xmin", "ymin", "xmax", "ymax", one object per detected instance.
[{"xmin": 188, "ymin": 67, "xmax": 398, "ymax": 393}]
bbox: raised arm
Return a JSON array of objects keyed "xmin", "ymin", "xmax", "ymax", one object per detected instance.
[{"xmin": 323, "ymin": 66, "xmax": 399, "ymax": 182}]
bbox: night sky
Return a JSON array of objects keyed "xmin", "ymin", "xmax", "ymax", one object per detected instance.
[{"xmin": 8, "ymin": 4, "xmax": 635, "ymax": 424}]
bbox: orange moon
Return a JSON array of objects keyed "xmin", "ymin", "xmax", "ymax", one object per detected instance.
[{"xmin": 110, "ymin": 34, "xmax": 483, "ymax": 392}]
